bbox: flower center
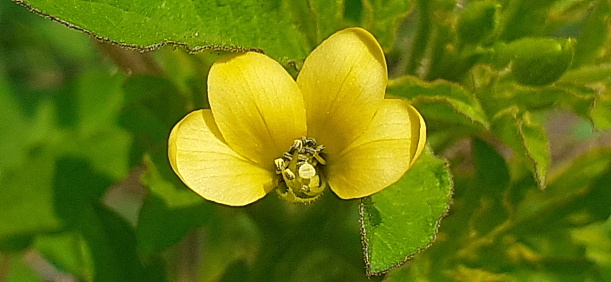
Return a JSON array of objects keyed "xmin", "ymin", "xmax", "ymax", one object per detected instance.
[{"xmin": 274, "ymin": 137, "xmax": 327, "ymax": 203}]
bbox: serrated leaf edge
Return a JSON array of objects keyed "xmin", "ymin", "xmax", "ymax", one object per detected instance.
[
  {"xmin": 359, "ymin": 151, "xmax": 455, "ymax": 277},
  {"xmin": 388, "ymin": 77, "xmax": 490, "ymax": 129},
  {"xmin": 13, "ymin": 0, "xmax": 264, "ymax": 55}
]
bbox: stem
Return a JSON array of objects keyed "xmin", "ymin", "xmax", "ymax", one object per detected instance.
[
  {"xmin": 176, "ymin": 229, "xmax": 203, "ymax": 282},
  {"xmin": 0, "ymin": 254, "xmax": 11, "ymax": 282},
  {"xmin": 406, "ymin": 0, "xmax": 432, "ymax": 76},
  {"xmin": 96, "ymin": 41, "xmax": 163, "ymax": 76},
  {"xmin": 245, "ymin": 195, "xmax": 361, "ymax": 280},
  {"xmin": 455, "ymin": 219, "xmax": 513, "ymax": 260},
  {"xmin": 423, "ymin": 25, "xmax": 449, "ymax": 81}
]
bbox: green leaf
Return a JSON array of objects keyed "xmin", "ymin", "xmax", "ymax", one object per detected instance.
[
  {"xmin": 511, "ymin": 150, "xmax": 611, "ymax": 234},
  {"xmin": 15, "ymin": 0, "xmax": 310, "ymax": 63},
  {"xmin": 388, "ymin": 76, "xmax": 489, "ymax": 130},
  {"xmin": 484, "ymin": 77, "xmax": 603, "ymax": 124},
  {"xmin": 79, "ymin": 202, "xmax": 165, "ymax": 281},
  {"xmin": 512, "ymin": 232, "xmax": 598, "ymax": 278},
  {"xmin": 53, "ymin": 157, "xmax": 114, "ymax": 228},
  {"xmin": 51, "ymin": 71, "xmax": 132, "ymax": 180},
  {"xmin": 573, "ymin": 0, "xmax": 611, "ymax": 67},
  {"xmin": 497, "ymin": 0, "xmax": 560, "ymax": 41},
  {"xmin": 287, "ymin": 0, "xmax": 345, "ymax": 47},
  {"xmin": 442, "ymin": 265, "xmax": 516, "ymax": 282},
  {"xmin": 136, "ymin": 153, "xmax": 212, "ymax": 258},
  {"xmin": 2, "ymin": 253, "xmax": 41, "ymax": 282},
  {"xmin": 0, "ymin": 149, "xmax": 62, "ymax": 239},
  {"xmin": 473, "ymin": 139, "xmax": 510, "ymax": 192},
  {"xmin": 0, "ymin": 73, "xmax": 56, "ymax": 170},
  {"xmin": 507, "ymin": 84, "xmax": 588, "ymax": 111},
  {"xmin": 572, "ymin": 221, "xmax": 611, "ymax": 282},
  {"xmin": 361, "ymin": 0, "xmax": 412, "ymax": 51},
  {"xmin": 119, "ymin": 75, "xmax": 186, "ymax": 166},
  {"xmin": 456, "ymin": 1, "xmax": 498, "ymax": 47},
  {"xmin": 590, "ymin": 95, "xmax": 611, "ymax": 129},
  {"xmin": 0, "ymin": 235, "xmax": 34, "ymax": 253},
  {"xmin": 560, "ymin": 65, "xmax": 611, "ymax": 84},
  {"xmin": 491, "ymin": 108, "xmax": 550, "ymax": 188},
  {"xmin": 79, "ymin": 202, "xmax": 138, "ymax": 281},
  {"xmin": 469, "ymin": 139, "xmax": 510, "ymax": 235},
  {"xmin": 34, "ymin": 232, "xmax": 87, "ymax": 278},
  {"xmin": 121, "ymin": 75, "xmax": 186, "ymax": 131},
  {"xmin": 360, "ymin": 148, "xmax": 453, "ymax": 276}
]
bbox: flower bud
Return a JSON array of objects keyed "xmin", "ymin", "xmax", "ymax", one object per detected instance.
[{"xmin": 501, "ymin": 38, "xmax": 575, "ymax": 86}]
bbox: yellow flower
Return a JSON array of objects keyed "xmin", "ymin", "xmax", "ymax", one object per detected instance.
[{"xmin": 168, "ymin": 28, "xmax": 426, "ymax": 206}]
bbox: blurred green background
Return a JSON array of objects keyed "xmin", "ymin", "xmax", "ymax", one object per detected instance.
[{"xmin": 1, "ymin": 0, "xmax": 610, "ymax": 281}]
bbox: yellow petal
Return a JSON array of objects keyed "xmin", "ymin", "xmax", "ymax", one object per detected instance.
[
  {"xmin": 208, "ymin": 52, "xmax": 307, "ymax": 170},
  {"xmin": 325, "ymin": 100, "xmax": 427, "ymax": 199},
  {"xmin": 408, "ymin": 102, "xmax": 427, "ymax": 167},
  {"xmin": 168, "ymin": 110, "xmax": 276, "ymax": 206},
  {"xmin": 297, "ymin": 27, "xmax": 387, "ymax": 158}
]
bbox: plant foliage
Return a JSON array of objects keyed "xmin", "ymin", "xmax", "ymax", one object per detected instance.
[{"xmin": 1, "ymin": 0, "xmax": 610, "ymax": 280}]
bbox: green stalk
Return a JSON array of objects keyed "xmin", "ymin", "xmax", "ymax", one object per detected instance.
[{"xmin": 406, "ymin": 0, "xmax": 432, "ymax": 76}]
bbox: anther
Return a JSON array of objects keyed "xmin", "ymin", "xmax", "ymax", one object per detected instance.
[
  {"xmin": 283, "ymin": 169, "xmax": 295, "ymax": 180},
  {"xmin": 274, "ymin": 158, "xmax": 286, "ymax": 173},
  {"xmin": 304, "ymin": 137, "xmax": 316, "ymax": 147},
  {"xmin": 274, "ymin": 136, "xmax": 328, "ymax": 203},
  {"xmin": 288, "ymin": 139, "xmax": 303, "ymax": 154},
  {"xmin": 313, "ymin": 153, "xmax": 326, "ymax": 165}
]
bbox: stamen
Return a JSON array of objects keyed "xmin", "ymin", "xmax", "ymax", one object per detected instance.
[
  {"xmin": 289, "ymin": 139, "xmax": 303, "ymax": 154},
  {"xmin": 282, "ymin": 169, "xmax": 295, "ymax": 180},
  {"xmin": 274, "ymin": 137, "xmax": 328, "ymax": 203},
  {"xmin": 274, "ymin": 158, "xmax": 285, "ymax": 174},
  {"xmin": 313, "ymin": 153, "xmax": 326, "ymax": 165}
]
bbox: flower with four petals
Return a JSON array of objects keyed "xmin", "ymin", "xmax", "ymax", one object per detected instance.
[{"xmin": 168, "ymin": 28, "xmax": 426, "ymax": 206}]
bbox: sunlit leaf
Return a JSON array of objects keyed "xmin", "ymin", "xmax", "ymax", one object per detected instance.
[
  {"xmin": 560, "ymin": 65, "xmax": 611, "ymax": 84},
  {"xmin": 14, "ymin": 0, "xmax": 310, "ymax": 63},
  {"xmin": 388, "ymin": 76, "xmax": 489, "ymax": 130},
  {"xmin": 511, "ymin": 150, "xmax": 611, "ymax": 234},
  {"xmin": 360, "ymin": 149, "xmax": 453, "ymax": 275},
  {"xmin": 491, "ymin": 108, "xmax": 550, "ymax": 188},
  {"xmin": 0, "ymin": 149, "xmax": 62, "ymax": 239}
]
